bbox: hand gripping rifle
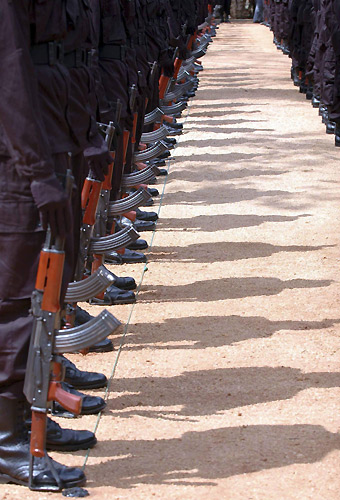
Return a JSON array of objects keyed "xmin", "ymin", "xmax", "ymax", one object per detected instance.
[{"xmin": 23, "ymin": 170, "xmax": 120, "ymax": 491}]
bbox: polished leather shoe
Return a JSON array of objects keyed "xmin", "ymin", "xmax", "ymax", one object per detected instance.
[
  {"xmin": 293, "ymin": 73, "xmax": 300, "ymax": 86},
  {"xmin": 45, "ymin": 418, "xmax": 97, "ymax": 451},
  {"xmin": 148, "ymin": 187, "xmax": 160, "ymax": 196},
  {"xmin": 0, "ymin": 398, "xmax": 86, "ymax": 491},
  {"xmin": 121, "ymin": 248, "xmax": 147, "ymax": 263},
  {"xmin": 319, "ymin": 104, "xmax": 326, "ymax": 116},
  {"xmin": 312, "ymin": 95, "xmax": 320, "ymax": 108},
  {"xmin": 335, "ymin": 124, "xmax": 340, "ymax": 147},
  {"xmin": 127, "ymin": 238, "xmax": 149, "ymax": 251},
  {"xmin": 326, "ymin": 120, "xmax": 336, "ymax": 134},
  {"xmin": 157, "ymin": 150, "xmax": 171, "ymax": 159},
  {"xmin": 155, "ymin": 168, "xmax": 168, "ymax": 176},
  {"xmin": 135, "ymin": 208, "xmax": 158, "ymax": 221},
  {"xmin": 167, "ymin": 121, "xmax": 183, "ymax": 130},
  {"xmin": 113, "ymin": 274, "xmax": 137, "ymax": 290},
  {"xmin": 92, "ymin": 284, "xmax": 136, "ymax": 305},
  {"xmin": 53, "ymin": 383, "xmax": 106, "ymax": 416},
  {"xmin": 104, "ymin": 249, "xmax": 147, "ymax": 264},
  {"xmin": 104, "ymin": 285, "xmax": 136, "ymax": 306},
  {"xmin": 164, "ymin": 137, "xmax": 176, "ymax": 145},
  {"xmin": 143, "ymin": 198, "xmax": 154, "ymax": 206},
  {"xmin": 62, "ymin": 356, "xmax": 107, "ymax": 389},
  {"xmin": 133, "ymin": 219, "xmax": 156, "ymax": 232}
]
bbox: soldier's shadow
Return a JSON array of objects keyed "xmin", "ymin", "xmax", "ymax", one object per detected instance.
[
  {"xmin": 125, "ymin": 315, "xmax": 340, "ymax": 351},
  {"xmin": 106, "ymin": 366, "xmax": 340, "ymax": 419},
  {"xmin": 85, "ymin": 423, "xmax": 340, "ymax": 488},
  {"xmin": 166, "ymin": 167, "xmax": 288, "ymax": 186},
  {"xmin": 147, "ymin": 241, "xmax": 332, "ymax": 264},
  {"xmin": 156, "ymin": 213, "xmax": 310, "ymax": 232},
  {"xmin": 137, "ymin": 276, "xmax": 332, "ymax": 304}
]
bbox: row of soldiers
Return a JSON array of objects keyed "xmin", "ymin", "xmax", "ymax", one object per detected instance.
[
  {"xmin": 263, "ymin": 0, "xmax": 340, "ymax": 147},
  {"xmin": 0, "ymin": 0, "xmax": 218, "ymax": 492}
]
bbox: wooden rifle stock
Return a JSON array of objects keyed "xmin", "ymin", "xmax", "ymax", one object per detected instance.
[
  {"xmin": 30, "ymin": 411, "xmax": 46, "ymax": 458},
  {"xmin": 81, "ymin": 178, "xmax": 102, "ymax": 226},
  {"xmin": 48, "ymin": 361, "xmax": 82, "ymax": 415},
  {"xmin": 31, "ymin": 361, "xmax": 82, "ymax": 458},
  {"xmin": 35, "ymin": 251, "xmax": 65, "ymax": 313},
  {"xmin": 159, "ymin": 74, "xmax": 170, "ymax": 99}
]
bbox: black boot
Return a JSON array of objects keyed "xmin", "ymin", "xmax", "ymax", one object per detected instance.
[
  {"xmin": 25, "ymin": 409, "xmax": 97, "ymax": 451},
  {"xmin": 135, "ymin": 208, "xmax": 158, "ymax": 222},
  {"xmin": 312, "ymin": 95, "xmax": 320, "ymax": 108},
  {"xmin": 133, "ymin": 219, "xmax": 156, "ymax": 232},
  {"xmin": 127, "ymin": 238, "xmax": 149, "ymax": 251},
  {"xmin": 61, "ymin": 356, "xmax": 107, "ymax": 389},
  {"xmin": 90, "ymin": 283, "xmax": 136, "ymax": 305},
  {"xmin": 335, "ymin": 123, "xmax": 340, "ymax": 147},
  {"xmin": 45, "ymin": 418, "xmax": 96, "ymax": 451},
  {"xmin": 0, "ymin": 397, "xmax": 85, "ymax": 490},
  {"xmin": 105, "ymin": 249, "xmax": 147, "ymax": 264},
  {"xmin": 326, "ymin": 120, "xmax": 336, "ymax": 134},
  {"xmin": 52, "ymin": 383, "xmax": 106, "ymax": 417}
]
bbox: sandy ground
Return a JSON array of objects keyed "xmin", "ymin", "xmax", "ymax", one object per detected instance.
[{"xmin": 1, "ymin": 20, "xmax": 340, "ymax": 500}]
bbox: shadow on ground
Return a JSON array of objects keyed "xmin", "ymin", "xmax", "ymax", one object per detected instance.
[
  {"xmin": 125, "ymin": 315, "xmax": 340, "ymax": 351},
  {"xmin": 86, "ymin": 423, "xmax": 340, "ymax": 488}
]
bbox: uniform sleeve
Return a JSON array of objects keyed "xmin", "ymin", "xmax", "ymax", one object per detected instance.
[{"xmin": 0, "ymin": 0, "xmax": 55, "ymax": 179}]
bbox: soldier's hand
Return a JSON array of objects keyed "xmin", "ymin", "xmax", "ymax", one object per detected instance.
[
  {"xmin": 159, "ymin": 49, "xmax": 174, "ymax": 78},
  {"xmin": 31, "ymin": 174, "xmax": 71, "ymax": 238},
  {"xmin": 178, "ymin": 42, "xmax": 190, "ymax": 61},
  {"xmin": 84, "ymin": 142, "xmax": 112, "ymax": 182}
]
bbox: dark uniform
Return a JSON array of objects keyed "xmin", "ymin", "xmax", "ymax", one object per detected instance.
[{"xmin": 0, "ymin": 0, "xmax": 112, "ymax": 489}]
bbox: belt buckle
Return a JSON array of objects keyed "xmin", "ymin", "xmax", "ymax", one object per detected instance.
[
  {"xmin": 48, "ymin": 41, "xmax": 64, "ymax": 65},
  {"xmin": 87, "ymin": 49, "xmax": 93, "ymax": 67},
  {"xmin": 75, "ymin": 48, "xmax": 86, "ymax": 67}
]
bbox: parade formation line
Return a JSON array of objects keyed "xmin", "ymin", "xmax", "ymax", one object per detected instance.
[{"xmin": 4, "ymin": 19, "xmax": 340, "ymax": 500}]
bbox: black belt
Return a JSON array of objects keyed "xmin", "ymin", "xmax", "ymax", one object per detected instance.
[
  {"xmin": 99, "ymin": 44, "xmax": 127, "ymax": 61},
  {"xmin": 30, "ymin": 41, "xmax": 64, "ymax": 66},
  {"xmin": 64, "ymin": 48, "xmax": 93, "ymax": 68},
  {"xmin": 31, "ymin": 41, "xmax": 93, "ymax": 68}
]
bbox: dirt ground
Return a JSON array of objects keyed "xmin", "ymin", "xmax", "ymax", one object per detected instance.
[{"xmin": 1, "ymin": 19, "xmax": 340, "ymax": 500}]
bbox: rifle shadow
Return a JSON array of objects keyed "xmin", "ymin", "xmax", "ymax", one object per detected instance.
[{"xmin": 137, "ymin": 277, "xmax": 332, "ymax": 304}]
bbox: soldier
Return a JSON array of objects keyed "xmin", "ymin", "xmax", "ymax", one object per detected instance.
[
  {"xmin": 0, "ymin": 0, "xmax": 123, "ymax": 488},
  {"xmin": 0, "ymin": 0, "xmax": 88, "ymax": 489}
]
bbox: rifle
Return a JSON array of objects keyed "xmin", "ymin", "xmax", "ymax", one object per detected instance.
[{"xmin": 23, "ymin": 170, "xmax": 120, "ymax": 491}]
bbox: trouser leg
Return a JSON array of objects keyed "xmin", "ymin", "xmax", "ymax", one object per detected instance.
[{"xmin": 0, "ymin": 232, "xmax": 44, "ymax": 400}]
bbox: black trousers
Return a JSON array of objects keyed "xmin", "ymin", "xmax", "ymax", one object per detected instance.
[
  {"xmin": 221, "ymin": 0, "xmax": 231, "ymax": 17},
  {"xmin": 0, "ymin": 153, "xmax": 76, "ymax": 400}
]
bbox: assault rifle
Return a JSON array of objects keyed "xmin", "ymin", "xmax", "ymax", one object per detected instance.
[{"xmin": 24, "ymin": 170, "xmax": 121, "ymax": 491}]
